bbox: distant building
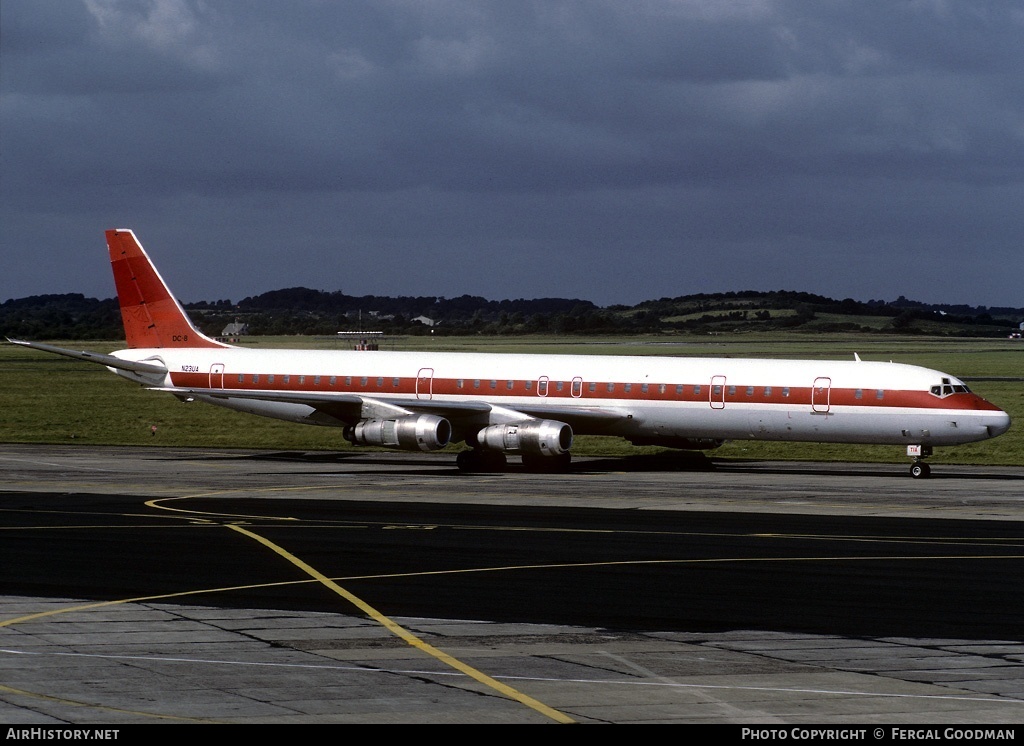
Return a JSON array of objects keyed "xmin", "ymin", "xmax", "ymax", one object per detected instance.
[
  {"xmin": 353, "ymin": 310, "xmax": 394, "ymax": 321},
  {"xmin": 412, "ymin": 315, "xmax": 436, "ymax": 327},
  {"xmin": 221, "ymin": 322, "xmax": 248, "ymax": 336}
]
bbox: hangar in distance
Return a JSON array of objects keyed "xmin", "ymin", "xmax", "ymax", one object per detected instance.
[{"xmin": 10, "ymin": 230, "xmax": 1011, "ymax": 477}]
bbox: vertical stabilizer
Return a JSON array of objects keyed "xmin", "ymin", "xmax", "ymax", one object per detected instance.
[{"xmin": 106, "ymin": 229, "xmax": 228, "ymax": 349}]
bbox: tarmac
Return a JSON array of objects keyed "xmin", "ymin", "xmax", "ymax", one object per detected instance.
[{"xmin": 2, "ymin": 444, "xmax": 1023, "ymax": 725}]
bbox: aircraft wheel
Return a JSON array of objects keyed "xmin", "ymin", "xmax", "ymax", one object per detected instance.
[
  {"xmin": 456, "ymin": 449, "xmax": 507, "ymax": 473},
  {"xmin": 910, "ymin": 462, "xmax": 931, "ymax": 479},
  {"xmin": 522, "ymin": 452, "xmax": 572, "ymax": 473},
  {"xmin": 456, "ymin": 450, "xmax": 476, "ymax": 472},
  {"xmin": 483, "ymin": 451, "xmax": 508, "ymax": 472}
]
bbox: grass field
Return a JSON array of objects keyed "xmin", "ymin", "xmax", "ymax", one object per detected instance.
[{"xmin": 1, "ymin": 334, "xmax": 1020, "ymax": 466}]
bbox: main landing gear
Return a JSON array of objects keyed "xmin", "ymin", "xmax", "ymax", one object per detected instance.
[
  {"xmin": 907, "ymin": 444, "xmax": 932, "ymax": 479},
  {"xmin": 456, "ymin": 449, "xmax": 507, "ymax": 473},
  {"xmin": 455, "ymin": 449, "xmax": 572, "ymax": 473}
]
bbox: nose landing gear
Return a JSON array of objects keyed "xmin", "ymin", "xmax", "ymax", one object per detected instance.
[{"xmin": 907, "ymin": 444, "xmax": 932, "ymax": 478}]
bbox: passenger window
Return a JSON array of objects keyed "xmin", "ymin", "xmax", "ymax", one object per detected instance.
[
  {"xmin": 746, "ymin": 386, "xmax": 754, "ymax": 396},
  {"xmin": 876, "ymin": 389, "xmax": 884, "ymax": 399},
  {"xmin": 782, "ymin": 387, "xmax": 790, "ymax": 397},
  {"xmin": 764, "ymin": 386, "xmax": 772, "ymax": 397}
]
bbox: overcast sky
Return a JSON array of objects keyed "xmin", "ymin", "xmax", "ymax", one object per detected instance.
[{"xmin": 2, "ymin": 0, "xmax": 1022, "ymax": 309}]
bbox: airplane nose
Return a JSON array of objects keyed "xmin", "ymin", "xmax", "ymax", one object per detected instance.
[{"xmin": 987, "ymin": 411, "xmax": 1012, "ymax": 438}]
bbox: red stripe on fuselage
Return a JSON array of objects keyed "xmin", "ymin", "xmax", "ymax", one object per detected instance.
[{"xmin": 167, "ymin": 371, "xmax": 1000, "ymax": 411}]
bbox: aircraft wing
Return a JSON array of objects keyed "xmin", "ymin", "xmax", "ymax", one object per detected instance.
[
  {"xmin": 7, "ymin": 338, "xmax": 168, "ymax": 376},
  {"xmin": 152, "ymin": 386, "xmax": 488, "ymax": 425},
  {"xmin": 492, "ymin": 401, "xmax": 627, "ymax": 430},
  {"xmin": 152, "ymin": 385, "xmax": 626, "ymax": 432},
  {"xmin": 9, "ymin": 336, "xmax": 629, "ymax": 435}
]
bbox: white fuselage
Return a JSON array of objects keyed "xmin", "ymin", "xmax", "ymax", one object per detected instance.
[{"xmin": 110, "ymin": 346, "xmax": 1011, "ymax": 448}]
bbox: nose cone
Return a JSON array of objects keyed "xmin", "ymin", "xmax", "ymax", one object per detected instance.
[{"xmin": 987, "ymin": 411, "xmax": 1012, "ymax": 438}]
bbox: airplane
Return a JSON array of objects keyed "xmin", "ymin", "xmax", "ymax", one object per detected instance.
[{"xmin": 8, "ymin": 229, "xmax": 1012, "ymax": 478}]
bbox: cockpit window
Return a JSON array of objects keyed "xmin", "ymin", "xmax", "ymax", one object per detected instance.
[{"xmin": 930, "ymin": 383, "xmax": 972, "ymax": 397}]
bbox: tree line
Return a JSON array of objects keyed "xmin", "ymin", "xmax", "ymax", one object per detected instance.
[{"xmin": 2, "ymin": 288, "xmax": 1021, "ymax": 340}]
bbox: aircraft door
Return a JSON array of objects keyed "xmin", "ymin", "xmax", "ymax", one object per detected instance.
[
  {"xmin": 209, "ymin": 363, "xmax": 225, "ymax": 389},
  {"xmin": 812, "ymin": 377, "xmax": 831, "ymax": 413},
  {"xmin": 571, "ymin": 376, "xmax": 583, "ymax": 398},
  {"xmin": 416, "ymin": 368, "xmax": 434, "ymax": 400},
  {"xmin": 537, "ymin": 376, "xmax": 549, "ymax": 397},
  {"xmin": 710, "ymin": 375, "xmax": 726, "ymax": 409}
]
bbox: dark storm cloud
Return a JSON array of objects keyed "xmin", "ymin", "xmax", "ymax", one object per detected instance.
[{"xmin": 2, "ymin": 0, "xmax": 1022, "ymax": 308}]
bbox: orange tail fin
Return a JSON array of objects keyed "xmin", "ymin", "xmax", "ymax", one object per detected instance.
[{"xmin": 106, "ymin": 229, "xmax": 227, "ymax": 349}]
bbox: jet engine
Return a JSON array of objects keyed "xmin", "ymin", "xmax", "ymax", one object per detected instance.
[
  {"xmin": 345, "ymin": 414, "xmax": 451, "ymax": 452},
  {"xmin": 476, "ymin": 419, "xmax": 573, "ymax": 457}
]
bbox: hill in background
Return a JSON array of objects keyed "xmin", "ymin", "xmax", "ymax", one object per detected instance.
[{"xmin": 2, "ymin": 288, "xmax": 1022, "ymax": 340}]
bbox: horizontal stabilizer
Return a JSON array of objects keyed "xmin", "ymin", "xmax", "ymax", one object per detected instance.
[{"xmin": 7, "ymin": 338, "xmax": 168, "ymax": 376}]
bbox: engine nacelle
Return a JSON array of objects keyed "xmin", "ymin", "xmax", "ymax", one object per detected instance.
[
  {"xmin": 345, "ymin": 414, "xmax": 451, "ymax": 452},
  {"xmin": 476, "ymin": 419, "xmax": 573, "ymax": 457}
]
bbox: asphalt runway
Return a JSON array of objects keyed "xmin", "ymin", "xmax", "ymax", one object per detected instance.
[{"xmin": 2, "ymin": 444, "xmax": 1024, "ymax": 725}]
